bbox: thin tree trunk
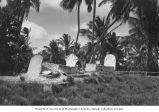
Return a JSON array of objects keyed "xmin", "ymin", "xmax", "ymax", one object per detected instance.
[
  {"xmin": 147, "ymin": 42, "xmax": 152, "ymax": 72},
  {"xmin": 90, "ymin": 0, "xmax": 96, "ymax": 63},
  {"xmin": 65, "ymin": 46, "xmax": 69, "ymax": 56},
  {"xmin": 17, "ymin": 9, "xmax": 25, "ymax": 37},
  {"xmin": 73, "ymin": 3, "xmax": 80, "ymax": 54},
  {"xmin": 100, "ymin": 40, "xmax": 107, "ymax": 65},
  {"xmin": 100, "ymin": 54, "xmax": 105, "ymax": 65}
]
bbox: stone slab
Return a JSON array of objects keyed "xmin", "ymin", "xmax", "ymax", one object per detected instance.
[
  {"xmin": 104, "ymin": 54, "xmax": 116, "ymax": 70},
  {"xmin": 42, "ymin": 63, "xmax": 77, "ymax": 74},
  {"xmin": 85, "ymin": 64, "xmax": 115, "ymax": 72},
  {"xmin": 85, "ymin": 64, "xmax": 97, "ymax": 72},
  {"xmin": 24, "ymin": 55, "xmax": 43, "ymax": 80}
]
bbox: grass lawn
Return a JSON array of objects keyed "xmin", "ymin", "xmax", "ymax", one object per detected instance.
[{"xmin": 0, "ymin": 74, "xmax": 159, "ymax": 105}]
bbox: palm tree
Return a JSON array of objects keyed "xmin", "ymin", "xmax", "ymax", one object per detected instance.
[
  {"xmin": 60, "ymin": 0, "xmax": 94, "ymax": 53},
  {"xmin": 80, "ymin": 16, "xmax": 110, "ymax": 65},
  {"xmin": 44, "ymin": 40, "xmax": 66, "ymax": 64},
  {"xmin": 12, "ymin": 27, "xmax": 33, "ymax": 73},
  {"xmin": 60, "ymin": 0, "xmax": 82, "ymax": 54},
  {"xmin": 80, "ymin": 16, "xmax": 124, "ymax": 69},
  {"xmin": 100, "ymin": 0, "xmax": 159, "ymax": 71},
  {"xmin": 56, "ymin": 34, "xmax": 74, "ymax": 56},
  {"xmin": 0, "ymin": 1, "xmax": 38, "ymax": 73},
  {"xmin": 44, "ymin": 40, "xmax": 60, "ymax": 64},
  {"xmin": 90, "ymin": 0, "xmax": 96, "ymax": 63},
  {"xmin": 106, "ymin": 32, "xmax": 125, "ymax": 70},
  {"xmin": 8, "ymin": 0, "xmax": 40, "ymax": 32}
]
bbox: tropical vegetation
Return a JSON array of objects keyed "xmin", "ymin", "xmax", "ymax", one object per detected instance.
[
  {"xmin": 0, "ymin": 0, "xmax": 159, "ymax": 74},
  {"xmin": 1, "ymin": 0, "xmax": 159, "ymax": 107},
  {"xmin": 0, "ymin": 0, "xmax": 40, "ymax": 74}
]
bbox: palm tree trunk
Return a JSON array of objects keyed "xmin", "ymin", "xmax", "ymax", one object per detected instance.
[
  {"xmin": 65, "ymin": 47, "xmax": 69, "ymax": 56},
  {"xmin": 147, "ymin": 42, "xmax": 152, "ymax": 72},
  {"xmin": 100, "ymin": 40, "xmax": 106, "ymax": 65},
  {"xmin": 73, "ymin": 3, "xmax": 80, "ymax": 54},
  {"xmin": 100, "ymin": 54, "xmax": 105, "ymax": 65},
  {"xmin": 18, "ymin": 10, "xmax": 25, "ymax": 35},
  {"xmin": 90, "ymin": 0, "xmax": 96, "ymax": 63}
]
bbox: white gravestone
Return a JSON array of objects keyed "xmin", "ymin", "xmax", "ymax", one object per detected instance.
[
  {"xmin": 25, "ymin": 55, "xmax": 43, "ymax": 80},
  {"xmin": 66, "ymin": 54, "xmax": 78, "ymax": 67},
  {"xmin": 104, "ymin": 54, "xmax": 116, "ymax": 70},
  {"xmin": 85, "ymin": 64, "xmax": 97, "ymax": 72}
]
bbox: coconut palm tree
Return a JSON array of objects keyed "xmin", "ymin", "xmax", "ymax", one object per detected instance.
[
  {"xmin": 80, "ymin": 16, "xmax": 124, "ymax": 69},
  {"xmin": 44, "ymin": 40, "xmax": 66, "ymax": 64},
  {"xmin": 60, "ymin": 0, "xmax": 82, "ymax": 54},
  {"xmin": 12, "ymin": 27, "xmax": 33, "ymax": 73},
  {"xmin": 60, "ymin": 0, "xmax": 94, "ymax": 53},
  {"xmin": 77, "ymin": 42, "xmax": 93, "ymax": 62},
  {"xmin": 106, "ymin": 32, "xmax": 125, "ymax": 70},
  {"xmin": 44, "ymin": 40, "xmax": 60, "ymax": 64},
  {"xmin": 80, "ymin": 16, "xmax": 110, "ymax": 65},
  {"xmin": 56, "ymin": 34, "xmax": 74, "ymax": 56},
  {"xmin": 0, "ymin": 0, "xmax": 39, "ymax": 73},
  {"xmin": 100, "ymin": 0, "xmax": 159, "ymax": 71},
  {"xmin": 90, "ymin": 0, "xmax": 96, "ymax": 63},
  {"xmin": 8, "ymin": 0, "xmax": 40, "ymax": 31}
]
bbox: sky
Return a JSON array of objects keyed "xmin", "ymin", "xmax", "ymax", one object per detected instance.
[{"xmin": 1, "ymin": 0, "xmax": 130, "ymax": 53}]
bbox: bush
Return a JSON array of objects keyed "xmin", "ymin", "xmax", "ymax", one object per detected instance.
[
  {"xmin": 67, "ymin": 76, "xmax": 74, "ymax": 84},
  {"xmin": 10, "ymin": 95, "xmax": 30, "ymax": 105},
  {"xmin": 81, "ymin": 90, "xmax": 92, "ymax": 98},
  {"xmin": 56, "ymin": 97, "xmax": 68, "ymax": 105},
  {"xmin": 52, "ymin": 84, "xmax": 64, "ymax": 94},
  {"xmin": 97, "ymin": 86, "xmax": 104, "ymax": 93},
  {"xmin": 115, "ymin": 76, "xmax": 124, "ymax": 82},
  {"xmin": 20, "ymin": 76, "xmax": 25, "ymax": 82}
]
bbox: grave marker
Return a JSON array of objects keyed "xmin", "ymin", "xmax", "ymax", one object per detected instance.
[
  {"xmin": 65, "ymin": 54, "xmax": 78, "ymax": 67},
  {"xmin": 24, "ymin": 55, "xmax": 43, "ymax": 80},
  {"xmin": 104, "ymin": 54, "xmax": 116, "ymax": 70}
]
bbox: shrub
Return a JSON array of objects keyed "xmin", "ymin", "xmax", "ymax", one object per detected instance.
[
  {"xmin": 10, "ymin": 95, "xmax": 30, "ymax": 105},
  {"xmin": 18, "ymin": 83, "xmax": 28, "ymax": 91},
  {"xmin": 103, "ymin": 76, "xmax": 113, "ymax": 83},
  {"xmin": 97, "ymin": 86, "xmax": 104, "ymax": 93},
  {"xmin": 84, "ymin": 77, "xmax": 98, "ymax": 84},
  {"xmin": 56, "ymin": 97, "xmax": 68, "ymax": 105},
  {"xmin": 115, "ymin": 76, "xmax": 124, "ymax": 82},
  {"xmin": 20, "ymin": 76, "xmax": 25, "ymax": 82},
  {"xmin": 52, "ymin": 84, "xmax": 64, "ymax": 94},
  {"xmin": 67, "ymin": 76, "xmax": 74, "ymax": 84},
  {"xmin": 81, "ymin": 90, "xmax": 91, "ymax": 98}
]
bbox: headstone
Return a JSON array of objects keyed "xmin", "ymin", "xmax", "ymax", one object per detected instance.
[
  {"xmin": 85, "ymin": 64, "xmax": 97, "ymax": 72},
  {"xmin": 65, "ymin": 54, "xmax": 78, "ymax": 67},
  {"xmin": 104, "ymin": 54, "xmax": 116, "ymax": 70},
  {"xmin": 24, "ymin": 55, "xmax": 43, "ymax": 80}
]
